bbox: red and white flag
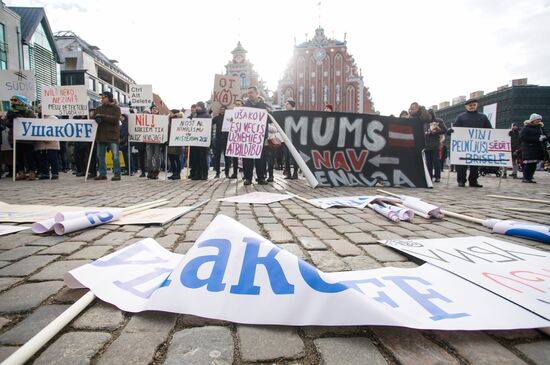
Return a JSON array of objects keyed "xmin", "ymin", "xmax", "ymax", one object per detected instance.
[{"xmin": 388, "ymin": 124, "xmax": 415, "ymax": 147}]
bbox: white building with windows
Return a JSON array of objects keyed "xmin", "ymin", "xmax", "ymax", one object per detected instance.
[{"xmin": 224, "ymin": 41, "xmax": 269, "ymax": 101}]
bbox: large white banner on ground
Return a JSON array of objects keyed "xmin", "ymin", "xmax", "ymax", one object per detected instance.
[
  {"xmin": 217, "ymin": 192, "xmax": 292, "ymax": 204},
  {"xmin": 0, "ymin": 70, "xmax": 36, "ymax": 101},
  {"xmin": 129, "ymin": 85, "xmax": 153, "ymax": 107},
  {"xmin": 65, "ymin": 215, "xmax": 550, "ymax": 329},
  {"xmin": 450, "ymin": 127, "xmax": 512, "ymax": 167},
  {"xmin": 41, "ymin": 85, "xmax": 89, "ymax": 116},
  {"xmin": 225, "ymin": 107, "xmax": 267, "ymax": 159},
  {"xmin": 383, "ymin": 236, "xmax": 550, "ymax": 320},
  {"xmin": 168, "ymin": 118, "xmax": 212, "ymax": 147},
  {"xmin": 128, "ymin": 114, "xmax": 169, "ymax": 143},
  {"xmin": 0, "ymin": 225, "xmax": 30, "ymax": 236},
  {"xmin": 13, "ymin": 118, "xmax": 97, "ymax": 142}
]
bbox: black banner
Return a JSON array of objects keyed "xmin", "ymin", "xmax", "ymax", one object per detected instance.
[{"xmin": 272, "ymin": 111, "xmax": 431, "ymax": 188}]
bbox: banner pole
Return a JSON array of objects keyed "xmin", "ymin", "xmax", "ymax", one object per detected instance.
[
  {"xmin": 84, "ymin": 123, "xmax": 98, "ymax": 182},
  {"xmin": 12, "ymin": 136, "xmax": 16, "ymax": 182},
  {"xmin": 186, "ymin": 146, "xmax": 190, "ymax": 178},
  {"xmin": 128, "ymin": 142, "xmax": 131, "ymax": 177},
  {"xmin": 268, "ymin": 113, "xmax": 318, "ymax": 188},
  {"xmin": 165, "ymin": 147, "xmax": 168, "ymax": 181}
]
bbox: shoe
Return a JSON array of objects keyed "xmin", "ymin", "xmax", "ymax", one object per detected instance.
[
  {"xmin": 267, "ymin": 177, "xmax": 274, "ymax": 182},
  {"xmin": 469, "ymin": 182, "xmax": 483, "ymax": 188},
  {"xmin": 284, "ymin": 175, "xmax": 293, "ymax": 180},
  {"xmin": 291, "ymin": 172, "xmax": 298, "ymax": 179},
  {"xmin": 111, "ymin": 175, "xmax": 121, "ymax": 181},
  {"xmin": 190, "ymin": 176, "xmax": 200, "ymax": 180},
  {"xmin": 458, "ymin": 182, "xmax": 466, "ymax": 187},
  {"xmin": 75, "ymin": 172, "xmax": 85, "ymax": 177},
  {"xmin": 434, "ymin": 178, "xmax": 440, "ymax": 183},
  {"xmin": 243, "ymin": 179, "xmax": 252, "ymax": 185},
  {"xmin": 522, "ymin": 179, "xmax": 536, "ymax": 183},
  {"xmin": 171, "ymin": 175, "xmax": 181, "ymax": 180},
  {"xmin": 215, "ymin": 173, "xmax": 220, "ymax": 178},
  {"xmin": 139, "ymin": 172, "xmax": 146, "ymax": 177},
  {"xmin": 51, "ymin": 175, "xmax": 59, "ymax": 180},
  {"xmin": 201, "ymin": 175, "xmax": 208, "ymax": 180},
  {"xmin": 94, "ymin": 175, "xmax": 107, "ymax": 180},
  {"xmin": 258, "ymin": 179, "xmax": 268, "ymax": 185},
  {"xmin": 502, "ymin": 175, "xmax": 507, "ymax": 179},
  {"xmin": 229, "ymin": 174, "xmax": 237, "ymax": 179},
  {"xmin": 87, "ymin": 173, "xmax": 97, "ymax": 179},
  {"xmin": 38, "ymin": 175, "xmax": 50, "ymax": 180}
]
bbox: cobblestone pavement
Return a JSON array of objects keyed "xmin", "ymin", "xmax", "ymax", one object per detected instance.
[{"xmin": 0, "ymin": 169, "xmax": 549, "ymax": 364}]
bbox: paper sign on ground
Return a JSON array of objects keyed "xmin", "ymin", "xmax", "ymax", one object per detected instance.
[
  {"xmin": 168, "ymin": 118, "xmax": 212, "ymax": 147},
  {"xmin": 14, "ymin": 118, "xmax": 97, "ymax": 142},
  {"xmin": 225, "ymin": 107, "xmax": 267, "ymax": 159},
  {"xmin": 211, "ymin": 75, "xmax": 239, "ymax": 114},
  {"xmin": 129, "ymin": 85, "xmax": 153, "ymax": 107},
  {"xmin": 66, "ymin": 215, "xmax": 550, "ymax": 329},
  {"xmin": 128, "ymin": 114, "xmax": 169, "ymax": 143},
  {"xmin": 383, "ymin": 236, "xmax": 550, "ymax": 320},
  {"xmin": 310, "ymin": 195, "xmax": 397, "ymax": 209},
  {"xmin": 0, "ymin": 225, "xmax": 30, "ymax": 236},
  {"xmin": 217, "ymin": 192, "xmax": 291, "ymax": 204},
  {"xmin": 0, "ymin": 70, "xmax": 36, "ymax": 101},
  {"xmin": 113, "ymin": 207, "xmax": 193, "ymax": 225},
  {"xmin": 41, "ymin": 85, "xmax": 88, "ymax": 116},
  {"xmin": 450, "ymin": 127, "xmax": 512, "ymax": 167}
]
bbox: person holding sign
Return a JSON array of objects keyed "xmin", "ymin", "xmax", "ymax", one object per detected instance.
[
  {"xmin": 92, "ymin": 92, "xmax": 122, "ymax": 181},
  {"xmin": 167, "ymin": 109, "xmax": 184, "ymax": 180},
  {"xmin": 146, "ymin": 105, "xmax": 162, "ymax": 180},
  {"xmin": 243, "ymin": 86, "xmax": 271, "ymax": 185},
  {"xmin": 7, "ymin": 95, "xmax": 37, "ymax": 180},
  {"xmin": 189, "ymin": 102, "xmax": 210, "ymax": 180},
  {"xmin": 212, "ymin": 106, "xmax": 226, "ymax": 178},
  {"xmin": 424, "ymin": 109, "xmax": 447, "ymax": 183},
  {"xmin": 449, "ymin": 98, "xmax": 492, "ymax": 187},
  {"xmin": 520, "ymin": 113, "xmax": 548, "ymax": 183},
  {"xmin": 35, "ymin": 105, "xmax": 60, "ymax": 180}
]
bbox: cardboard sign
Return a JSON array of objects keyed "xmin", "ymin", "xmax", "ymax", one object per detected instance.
[
  {"xmin": 0, "ymin": 225, "xmax": 30, "ymax": 236},
  {"xmin": 0, "ymin": 70, "xmax": 36, "ymax": 101},
  {"xmin": 217, "ymin": 192, "xmax": 292, "ymax": 204},
  {"xmin": 13, "ymin": 118, "xmax": 97, "ymax": 142},
  {"xmin": 450, "ymin": 127, "xmax": 512, "ymax": 167},
  {"xmin": 225, "ymin": 107, "xmax": 267, "ymax": 159},
  {"xmin": 128, "ymin": 114, "xmax": 169, "ymax": 143},
  {"xmin": 41, "ymin": 85, "xmax": 88, "ymax": 116},
  {"xmin": 221, "ymin": 109, "xmax": 235, "ymax": 132},
  {"xmin": 211, "ymin": 75, "xmax": 240, "ymax": 114},
  {"xmin": 65, "ymin": 215, "xmax": 550, "ymax": 329},
  {"xmin": 383, "ymin": 236, "xmax": 550, "ymax": 320},
  {"xmin": 129, "ymin": 84, "xmax": 153, "ymax": 107},
  {"xmin": 168, "ymin": 118, "xmax": 212, "ymax": 147},
  {"xmin": 272, "ymin": 111, "xmax": 433, "ymax": 188}
]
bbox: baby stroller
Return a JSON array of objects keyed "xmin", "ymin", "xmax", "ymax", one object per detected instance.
[{"xmin": 479, "ymin": 166, "xmax": 502, "ymax": 177}]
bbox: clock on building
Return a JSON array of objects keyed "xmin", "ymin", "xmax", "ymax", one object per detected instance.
[
  {"xmin": 235, "ymin": 54, "xmax": 244, "ymax": 63},
  {"xmin": 313, "ymin": 48, "xmax": 326, "ymax": 63}
]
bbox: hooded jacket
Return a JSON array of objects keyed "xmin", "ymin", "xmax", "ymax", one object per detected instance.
[{"xmin": 520, "ymin": 120, "xmax": 548, "ymax": 161}]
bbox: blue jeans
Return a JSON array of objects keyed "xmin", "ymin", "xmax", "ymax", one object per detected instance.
[{"xmin": 97, "ymin": 142, "xmax": 121, "ymax": 176}]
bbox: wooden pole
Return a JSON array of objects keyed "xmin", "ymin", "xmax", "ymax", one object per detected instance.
[
  {"xmin": 186, "ymin": 146, "xmax": 190, "ymax": 178},
  {"xmin": 503, "ymin": 207, "xmax": 550, "ymax": 215},
  {"xmin": 487, "ymin": 195, "xmax": 550, "ymax": 205}
]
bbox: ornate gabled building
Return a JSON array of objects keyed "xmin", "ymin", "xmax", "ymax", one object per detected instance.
[
  {"xmin": 224, "ymin": 41, "xmax": 269, "ymax": 101},
  {"xmin": 277, "ymin": 27, "xmax": 374, "ymax": 113}
]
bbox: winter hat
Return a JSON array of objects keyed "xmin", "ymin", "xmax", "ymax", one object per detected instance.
[
  {"xmin": 529, "ymin": 113, "xmax": 542, "ymax": 122},
  {"xmin": 12, "ymin": 95, "xmax": 30, "ymax": 106},
  {"xmin": 196, "ymin": 101, "xmax": 206, "ymax": 111},
  {"xmin": 100, "ymin": 91, "xmax": 114, "ymax": 102},
  {"xmin": 464, "ymin": 98, "xmax": 478, "ymax": 105},
  {"xmin": 286, "ymin": 99, "xmax": 296, "ymax": 108}
]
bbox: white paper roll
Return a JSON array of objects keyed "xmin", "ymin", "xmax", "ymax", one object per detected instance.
[
  {"xmin": 31, "ymin": 218, "xmax": 56, "ymax": 234},
  {"xmin": 371, "ymin": 204, "xmax": 399, "ymax": 222},
  {"xmin": 54, "ymin": 210, "xmax": 90, "ymax": 222},
  {"xmin": 401, "ymin": 197, "xmax": 441, "ymax": 218},
  {"xmin": 53, "ymin": 209, "xmax": 123, "ymax": 235},
  {"xmin": 388, "ymin": 205, "xmax": 415, "ymax": 221}
]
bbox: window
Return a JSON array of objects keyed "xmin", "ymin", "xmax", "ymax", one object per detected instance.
[
  {"xmin": 88, "ymin": 77, "xmax": 95, "ymax": 91},
  {"xmin": 0, "ymin": 23, "xmax": 7, "ymax": 70},
  {"xmin": 240, "ymin": 74, "xmax": 247, "ymax": 89}
]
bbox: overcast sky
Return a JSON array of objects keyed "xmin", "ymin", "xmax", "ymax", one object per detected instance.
[{"xmin": 6, "ymin": 0, "xmax": 550, "ymax": 116}]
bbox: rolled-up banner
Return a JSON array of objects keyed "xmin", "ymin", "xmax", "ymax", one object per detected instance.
[
  {"xmin": 370, "ymin": 204, "xmax": 399, "ymax": 222},
  {"xmin": 401, "ymin": 196, "xmax": 442, "ymax": 218},
  {"xmin": 55, "ymin": 210, "xmax": 91, "ymax": 222},
  {"xmin": 388, "ymin": 205, "xmax": 414, "ymax": 221},
  {"xmin": 483, "ymin": 219, "xmax": 550, "ymax": 244},
  {"xmin": 53, "ymin": 209, "xmax": 123, "ymax": 235},
  {"xmin": 31, "ymin": 218, "xmax": 56, "ymax": 234}
]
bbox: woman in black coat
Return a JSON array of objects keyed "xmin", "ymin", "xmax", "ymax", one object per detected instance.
[{"xmin": 520, "ymin": 113, "xmax": 548, "ymax": 183}]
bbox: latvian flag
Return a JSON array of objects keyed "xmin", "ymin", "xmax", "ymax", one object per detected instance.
[{"xmin": 388, "ymin": 124, "xmax": 415, "ymax": 148}]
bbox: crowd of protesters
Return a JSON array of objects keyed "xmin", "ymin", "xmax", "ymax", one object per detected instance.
[{"xmin": 1, "ymin": 89, "xmax": 547, "ymax": 186}]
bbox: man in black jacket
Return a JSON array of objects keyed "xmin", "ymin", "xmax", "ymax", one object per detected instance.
[
  {"xmin": 243, "ymin": 86, "xmax": 271, "ymax": 185},
  {"xmin": 190, "ymin": 102, "xmax": 210, "ymax": 180},
  {"xmin": 451, "ymin": 98, "xmax": 492, "ymax": 187}
]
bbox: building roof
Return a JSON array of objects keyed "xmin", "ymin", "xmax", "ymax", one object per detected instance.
[{"xmin": 8, "ymin": 6, "xmax": 61, "ymax": 63}]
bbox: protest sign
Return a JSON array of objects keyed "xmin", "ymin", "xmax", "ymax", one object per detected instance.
[
  {"xmin": 450, "ymin": 127, "xmax": 512, "ymax": 167},
  {"xmin": 168, "ymin": 118, "xmax": 211, "ymax": 147},
  {"xmin": 271, "ymin": 111, "xmax": 432, "ymax": 188},
  {"xmin": 383, "ymin": 236, "xmax": 550, "ymax": 320},
  {"xmin": 66, "ymin": 215, "xmax": 550, "ymax": 329},
  {"xmin": 221, "ymin": 109, "xmax": 235, "ymax": 132},
  {"xmin": 310, "ymin": 196, "xmax": 380, "ymax": 209},
  {"xmin": 0, "ymin": 225, "xmax": 30, "ymax": 236},
  {"xmin": 225, "ymin": 107, "xmax": 267, "ymax": 159},
  {"xmin": 0, "ymin": 70, "xmax": 36, "ymax": 101},
  {"xmin": 211, "ymin": 74, "xmax": 240, "ymax": 114},
  {"xmin": 129, "ymin": 84, "xmax": 153, "ymax": 107},
  {"xmin": 483, "ymin": 103, "xmax": 498, "ymax": 128},
  {"xmin": 217, "ymin": 192, "xmax": 292, "ymax": 204},
  {"xmin": 128, "ymin": 114, "xmax": 169, "ymax": 143},
  {"xmin": 41, "ymin": 85, "xmax": 88, "ymax": 116},
  {"xmin": 13, "ymin": 118, "xmax": 96, "ymax": 142}
]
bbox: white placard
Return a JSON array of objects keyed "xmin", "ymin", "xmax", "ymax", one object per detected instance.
[
  {"xmin": 168, "ymin": 118, "xmax": 212, "ymax": 147},
  {"xmin": 217, "ymin": 192, "xmax": 292, "ymax": 204},
  {"xmin": 41, "ymin": 85, "xmax": 88, "ymax": 116},
  {"xmin": 225, "ymin": 107, "xmax": 267, "ymax": 159},
  {"xmin": 128, "ymin": 114, "xmax": 169, "ymax": 143},
  {"xmin": 129, "ymin": 84, "xmax": 153, "ymax": 107},
  {"xmin": 221, "ymin": 109, "xmax": 235, "ymax": 132},
  {"xmin": 450, "ymin": 127, "xmax": 512, "ymax": 167},
  {"xmin": 383, "ymin": 236, "xmax": 550, "ymax": 320},
  {"xmin": 483, "ymin": 103, "xmax": 498, "ymax": 129},
  {"xmin": 65, "ymin": 216, "xmax": 550, "ymax": 329},
  {"xmin": 0, "ymin": 225, "xmax": 30, "ymax": 236},
  {"xmin": 13, "ymin": 118, "xmax": 97, "ymax": 142},
  {"xmin": 0, "ymin": 70, "xmax": 36, "ymax": 101}
]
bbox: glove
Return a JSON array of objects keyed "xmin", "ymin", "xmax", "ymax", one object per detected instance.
[
  {"xmin": 447, "ymin": 128, "xmax": 454, "ymax": 135},
  {"xmin": 94, "ymin": 115, "xmax": 103, "ymax": 124},
  {"xmin": 539, "ymin": 135, "xmax": 547, "ymax": 141}
]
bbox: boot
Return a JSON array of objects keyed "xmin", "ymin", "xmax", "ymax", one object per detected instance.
[
  {"xmin": 153, "ymin": 170, "xmax": 160, "ymax": 180},
  {"xmin": 291, "ymin": 171, "xmax": 298, "ymax": 180},
  {"xmin": 15, "ymin": 171, "xmax": 27, "ymax": 181}
]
